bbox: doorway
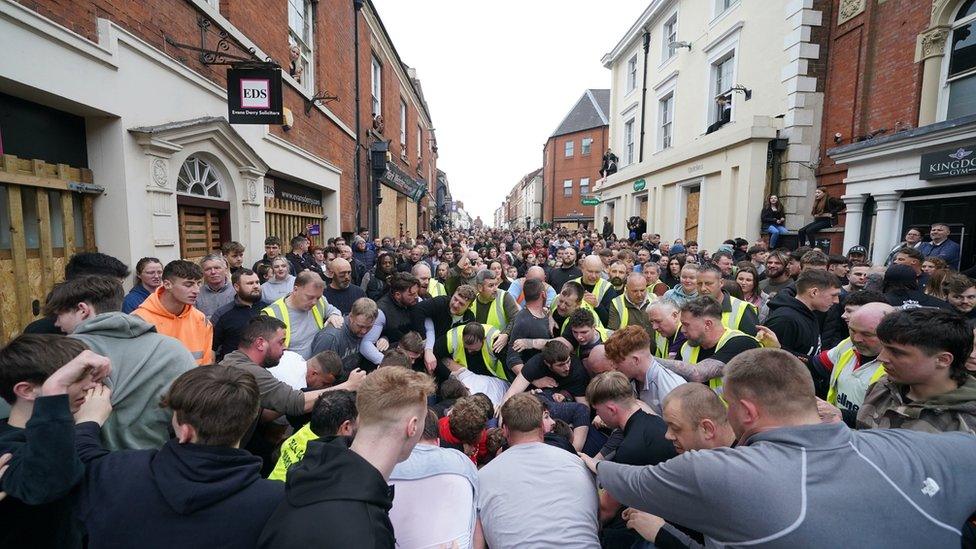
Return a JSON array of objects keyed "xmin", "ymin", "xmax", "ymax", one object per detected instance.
[
  {"xmin": 684, "ymin": 186, "xmax": 701, "ymax": 242},
  {"xmin": 177, "ymin": 198, "xmax": 229, "ymax": 262},
  {"xmin": 902, "ymin": 192, "xmax": 976, "ymax": 270}
]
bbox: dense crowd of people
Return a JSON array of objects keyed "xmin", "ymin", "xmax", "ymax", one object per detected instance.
[{"xmin": 2, "ymin": 219, "xmax": 976, "ymax": 548}]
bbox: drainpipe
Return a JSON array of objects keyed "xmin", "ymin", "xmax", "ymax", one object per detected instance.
[
  {"xmin": 638, "ymin": 29, "xmax": 650, "ymax": 163},
  {"xmin": 353, "ymin": 0, "xmax": 364, "ymax": 233}
]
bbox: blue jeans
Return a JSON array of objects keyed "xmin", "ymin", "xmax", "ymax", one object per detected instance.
[{"xmin": 767, "ymin": 225, "xmax": 789, "ymax": 249}]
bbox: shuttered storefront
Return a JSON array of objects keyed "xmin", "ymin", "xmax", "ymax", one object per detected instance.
[{"xmin": 264, "ymin": 178, "xmax": 324, "ymax": 245}]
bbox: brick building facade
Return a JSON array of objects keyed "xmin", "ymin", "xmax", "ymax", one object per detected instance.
[
  {"xmin": 0, "ymin": 0, "xmax": 436, "ymax": 337},
  {"xmin": 820, "ymin": 0, "xmax": 976, "ymax": 269},
  {"xmin": 542, "ymin": 90, "xmax": 609, "ymax": 229}
]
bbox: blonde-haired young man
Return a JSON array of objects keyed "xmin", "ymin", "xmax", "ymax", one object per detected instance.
[{"xmin": 258, "ymin": 367, "xmax": 435, "ymax": 548}]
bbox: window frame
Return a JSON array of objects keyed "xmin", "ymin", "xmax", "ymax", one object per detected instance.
[
  {"xmin": 287, "ymin": 0, "xmax": 314, "ymax": 93},
  {"xmin": 371, "ymin": 55, "xmax": 383, "ymax": 117},
  {"xmin": 565, "ymin": 140, "xmax": 574, "ymax": 158},
  {"xmin": 659, "ymin": 92, "xmax": 674, "ymax": 151},
  {"xmin": 417, "ymin": 125, "xmax": 423, "ymax": 161},
  {"xmin": 400, "ymin": 99, "xmax": 408, "ymax": 156},
  {"xmin": 563, "ymin": 179, "xmax": 574, "ymax": 197},
  {"xmin": 580, "ymin": 177, "xmax": 590, "ymax": 196},
  {"xmin": 626, "ymin": 54, "xmax": 639, "ymax": 94},
  {"xmin": 624, "ymin": 117, "xmax": 636, "ymax": 166},
  {"xmin": 708, "ymin": 50, "xmax": 737, "ymax": 127},
  {"xmin": 581, "ymin": 137, "xmax": 593, "ymax": 156},
  {"xmin": 662, "ymin": 12, "xmax": 678, "ymax": 64},
  {"xmin": 941, "ymin": 2, "xmax": 976, "ymax": 121},
  {"xmin": 714, "ymin": 0, "xmax": 740, "ymax": 19}
]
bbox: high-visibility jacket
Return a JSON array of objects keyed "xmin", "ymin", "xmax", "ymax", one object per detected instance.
[
  {"xmin": 555, "ymin": 302, "xmax": 605, "ymax": 334},
  {"xmin": 654, "ymin": 324, "xmax": 681, "ymax": 359},
  {"xmin": 680, "ymin": 328, "xmax": 755, "ymax": 396},
  {"xmin": 445, "ymin": 323, "xmax": 506, "ymax": 380},
  {"xmin": 722, "ymin": 295, "xmax": 755, "ymax": 333},
  {"xmin": 469, "ymin": 289, "xmax": 510, "ymax": 331},
  {"xmin": 261, "ymin": 295, "xmax": 331, "ymax": 347},
  {"xmin": 429, "ymin": 279, "xmax": 447, "ymax": 297},
  {"xmin": 825, "ymin": 337, "xmax": 887, "ymax": 409},
  {"xmin": 573, "ymin": 276, "xmax": 612, "ymax": 303},
  {"xmin": 268, "ymin": 423, "xmax": 318, "ymax": 481},
  {"xmin": 611, "ymin": 294, "xmax": 650, "ymax": 329}
]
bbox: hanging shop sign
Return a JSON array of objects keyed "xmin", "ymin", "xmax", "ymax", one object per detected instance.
[
  {"xmin": 379, "ymin": 162, "xmax": 426, "ymax": 203},
  {"xmin": 581, "ymin": 197, "xmax": 601, "ymax": 206},
  {"xmin": 633, "ymin": 178, "xmax": 646, "ymax": 191},
  {"xmin": 919, "ymin": 145, "xmax": 976, "ymax": 180},
  {"xmin": 227, "ymin": 67, "xmax": 284, "ymax": 124},
  {"xmin": 273, "ymin": 178, "xmax": 322, "ymax": 206}
]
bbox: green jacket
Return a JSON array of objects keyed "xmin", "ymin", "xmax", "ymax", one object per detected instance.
[{"xmin": 857, "ymin": 375, "xmax": 976, "ymax": 434}]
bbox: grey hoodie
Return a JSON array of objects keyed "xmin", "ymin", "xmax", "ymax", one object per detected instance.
[
  {"xmin": 71, "ymin": 312, "xmax": 195, "ymax": 450},
  {"xmin": 597, "ymin": 422, "xmax": 976, "ymax": 548}
]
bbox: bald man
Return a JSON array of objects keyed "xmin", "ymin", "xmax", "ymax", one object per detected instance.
[
  {"xmin": 508, "ymin": 265, "xmax": 557, "ymax": 307},
  {"xmin": 609, "ymin": 272, "xmax": 655, "ymax": 333},
  {"xmin": 412, "ymin": 263, "xmax": 443, "ymax": 299},
  {"xmin": 810, "ymin": 301, "xmax": 894, "ymax": 427},
  {"xmin": 573, "ymin": 255, "xmax": 619, "ymax": 325},
  {"xmin": 323, "ymin": 257, "xmax": 367, "ymax": 315}
]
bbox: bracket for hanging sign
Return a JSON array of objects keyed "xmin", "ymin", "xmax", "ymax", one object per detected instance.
[
  {"xmin": 165, "ymin": 16, "xmax": 278, "ymax": 69},
  {"xmin": 67, "ymin": 182, "xmax": 105, "ymax": 194}
]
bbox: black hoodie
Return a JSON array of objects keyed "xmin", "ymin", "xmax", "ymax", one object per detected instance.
[
  {"xmin": 258, "ymin": 436, "xmax": 395, "ymax": 549},
  {"xmin": 75, "ymin": 422, "xmax": 283, "ymax": 549},
  {"xmin": 764, "ymin": 292, "xmax": 821, "ymax": 360}
]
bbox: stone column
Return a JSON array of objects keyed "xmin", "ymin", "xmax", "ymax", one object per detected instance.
[
  {"xmin": 916, "ymin": 26, "xmax": 950, "ymax": 126},
  {"xmin": 871, "ymin": 191, "xmax": 903, "ymax": 265},
  {"xmin": 841, "ymin": 193, "xmax": 867, "ymax": 253}
]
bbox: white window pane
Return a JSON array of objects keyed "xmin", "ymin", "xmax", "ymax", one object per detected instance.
[{"xmin": 949, "ymin": 75, "xmax": 976, "ymax": 119}]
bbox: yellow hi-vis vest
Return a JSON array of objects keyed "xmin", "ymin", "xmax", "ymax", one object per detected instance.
[
  {"xmin": 654, "ymin": 323, "xmax": 681, "ymax": 359},
  {"xmin": 573, "ymin": 276, "xmax": 611, "ymax": 303},
  {"xmin": 680, "ymin": 328, "xmax": 754, "ymax": 396},
  {"xmin": 268, "ymin": 423, "xmax": 318, "ymax": 481},
  {"xmin": 556, "ymin": 302, "xmax": 604, "ymax": 334},
  {"xmin": 721, "ymin": 295, "xmax": 755, "ymax": 333},
  {"xmin": 826, "ymin": 337, "xmax": 887, "ymax": 407},
  {"xmin": 261, "ymin": 295, "xmax": 330, "ymax": 347},
  {"xmin": 429, "ymin": 279, "xmax": 447, "ymax": 297},
  {"xmin": 469, "ymin": 289, "xmax": 509, "ymax": 331},
  {"xmin": 446, "ymin": 324, "xmax": 506, "ymax": 380},
  {"xmin": 611, "ymin": 294, "xmax": 650, "ymax": 329}
]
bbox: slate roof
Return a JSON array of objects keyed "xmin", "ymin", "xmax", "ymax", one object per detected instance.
[{"xmin": 551, "ymin": 89, "xmax": 611, "ymax": 138}]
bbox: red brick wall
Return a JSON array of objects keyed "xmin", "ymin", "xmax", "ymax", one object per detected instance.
[
  {"xmin": 816, "ymin": 0, "xmax": 931, "ymax": 193},
  {"xmin": 13, "ymin": 0, "xmax": 434, "ymax": 235},
  {"xmin": 542, "ymin": 126, "xmax": 607, "ymax": 225}
]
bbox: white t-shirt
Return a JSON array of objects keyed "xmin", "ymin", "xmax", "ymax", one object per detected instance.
[
  {"xmin": 477, "ymin": 442, "xmax": 599, "ymax": 549},
  {"xmin": 455, "ymin": 368, "xmax": 510, "ymax": 407},
  {"xmin": 268, "ymin": 351, "xmax": 307, "ymax": 390}
]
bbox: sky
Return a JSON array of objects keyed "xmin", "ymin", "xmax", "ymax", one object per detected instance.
[{"xmin": 371, "ymin": 0, "xmax": 649, "ymax": 225}]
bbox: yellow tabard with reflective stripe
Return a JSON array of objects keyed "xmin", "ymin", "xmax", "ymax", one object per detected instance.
[
  {"xmin": 261, "ymin": 295, "xmax": 329, "ymax": 347},
  {"xmin": 826, "ymin": 338, "xmax": 887, "ymax": 410},
  {"xmin": 429, "ymin": 279, "xmax": 447, "ymax": 297},
  {"xmin": 557, "ymin": 302, "xmax": 605, "ymax": 334},
  {"xmin": 469, "ymin": 289, "xmax": 509, "ymax": 331},
  {"xmin": 446, "ymin": 324, "xmax": 507, "ymax": 381},
  {"xmin": 612, "ymin": 294, "xmax": 651, "ymax": 330},
  {"xmin": 573, "ymin": 276, "xmax": 611, "ymax": 303},
  {"xmin": 654, "ymin": 323, "xmax": 681, "ymax": 359},
  {"xmin": 679, "ymin": 328, "xmax": 754, "ymax": 396},
  {"xmin": 721, "ymin": 296, "xmax": 753, "ymax": 332}
]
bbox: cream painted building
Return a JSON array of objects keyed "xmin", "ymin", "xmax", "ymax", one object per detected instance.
[{"xmin": 595, "ymin": 0, "xmax": 824, "ymax": 249}]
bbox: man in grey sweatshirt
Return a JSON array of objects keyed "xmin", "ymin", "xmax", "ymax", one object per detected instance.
[
  {"xmin": 587, "ymin": 348, "xmax": 976, "ymax": 548},
  {"xmin": 44, "ymin": 275, "xmax": 196, "ymax": 450}
]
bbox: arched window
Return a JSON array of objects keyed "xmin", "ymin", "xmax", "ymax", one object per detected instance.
[
  {"xmin": 177, "ymin": 156, "xmax": 223, "ymax": 199},
  {"xmin": 946, "ymin": 0, "xmax": 976, "ymax": 118}
]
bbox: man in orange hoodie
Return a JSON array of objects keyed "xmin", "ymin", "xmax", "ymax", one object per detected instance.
[{"xmin": 134, "ymin": 260, "xmax": 213, "ymax": 364}]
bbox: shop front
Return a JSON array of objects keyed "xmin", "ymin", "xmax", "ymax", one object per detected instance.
[
  {"xmin": 594, "ymin": 135, "xmax": 772, "ymax": 248},
  {"xmin": 830, "ymin": 114, "xmax": 976, "ymax": 270},
  {"xmin": 264, "ymin": 177, "xmax": 325, "ymax": 246},
  {"xmin": 376, "ymin": 160, "xmax": 425, "ymax": 239}
]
